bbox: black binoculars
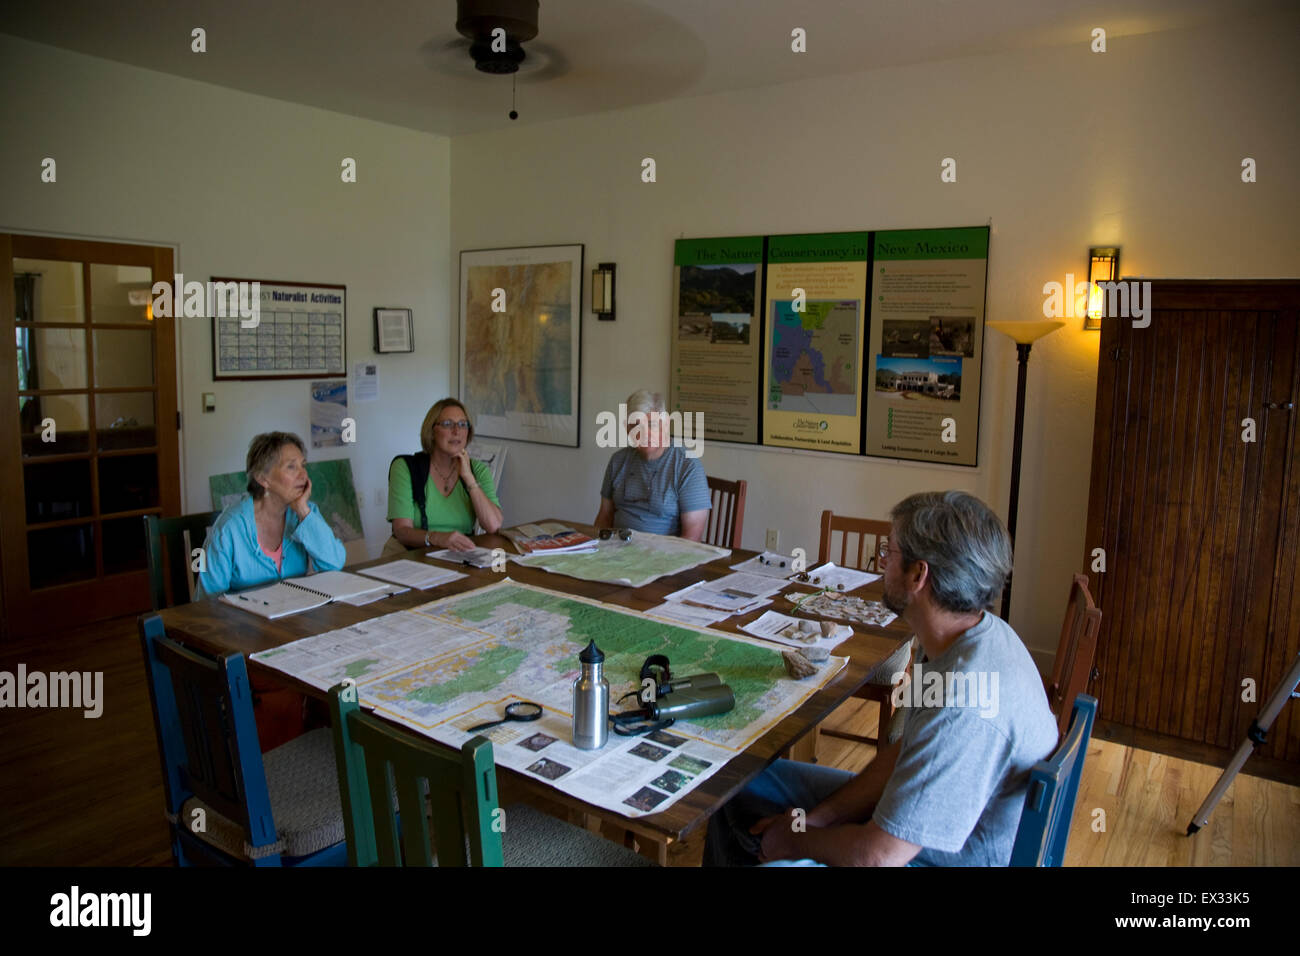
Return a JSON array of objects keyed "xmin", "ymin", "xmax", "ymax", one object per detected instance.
[{"xmin": 644, "ymin": 673, "xmax": 735, "ymax": 721}]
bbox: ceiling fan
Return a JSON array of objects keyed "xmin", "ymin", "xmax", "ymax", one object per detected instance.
[
  {"xmin": 457, "ymin": 0, "xmax": 539, "ymax": 74},
  {"xmin": 423, "ymin": 0, "xmax": 569, "ymax": 118}
]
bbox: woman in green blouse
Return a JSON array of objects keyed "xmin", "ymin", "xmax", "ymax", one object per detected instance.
[{"xmin": 383, "ymin": 397, "xmax": 503, "ymax": 555}]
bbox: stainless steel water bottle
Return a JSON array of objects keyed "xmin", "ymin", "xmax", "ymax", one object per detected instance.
[{"xmin": 572, "ymin": 640, "xmax": 609, "ymax": 749}]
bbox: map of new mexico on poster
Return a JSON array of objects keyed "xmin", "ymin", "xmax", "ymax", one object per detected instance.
[{"xmin": 460, "ymin": 245, "xmax": 583, "ymax": 447}]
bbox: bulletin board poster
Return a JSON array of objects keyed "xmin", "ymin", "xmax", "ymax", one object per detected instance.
[
  {"xmin": 212, "ymin": 280, "xmax": 346, "ymax": 380},
  {"xmin": 863, "ymin": 227, "xmax": 989, "ymax": 465},
  {"xmin": 761, "ymin": 232, "xmax": 870, "ymax": 453},
  {"xmin": 670, "ymin": 237, "xmax": 763, "ymax": 444}
]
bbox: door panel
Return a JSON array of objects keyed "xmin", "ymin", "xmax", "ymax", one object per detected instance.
[
  {"xmin": 1, "ymin": 234, "xmax": 180, "ymax": 637},
  {"xmin": 1085, "ymin": 281, "xmax": 1300, "ymax": 775}
]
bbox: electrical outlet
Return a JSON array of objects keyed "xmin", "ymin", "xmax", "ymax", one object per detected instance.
[
  {"xmin": 766, "ymin": 528, "xmax": 780, "ymax": 551},
  {"xmin": 374, "ymin": 489, "xmax": 384, "ymax": 506}
]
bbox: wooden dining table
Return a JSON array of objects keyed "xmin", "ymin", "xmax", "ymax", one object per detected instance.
[{"xmin": 158, "ymin": 521, "xmax": 913, "ymax": 864}]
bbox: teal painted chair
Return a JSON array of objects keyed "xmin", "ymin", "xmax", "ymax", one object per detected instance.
[
  {"xmin": 329, "ymin": 683, "xmax": 655, "ymax": 867},
  {"xmin": 144, "ymin": 511, "xmax": 220, "ymax": 610},
  {"xmin": 1009, "ymin": 694, "xmax": 1098, "ymax": 866},
  {"xmin": 140, "ymin": 614, "xmax": 347, "ymax": 866}
]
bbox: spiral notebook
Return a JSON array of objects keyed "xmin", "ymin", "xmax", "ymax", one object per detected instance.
[{"xmin": 220, "ymin": 570, "xmax": 390, "ymax": 619}]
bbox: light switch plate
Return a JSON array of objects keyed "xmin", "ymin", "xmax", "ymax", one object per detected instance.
[{"xmin": 202, "ymin": 392, "xmax": 215, "ymax": 412}]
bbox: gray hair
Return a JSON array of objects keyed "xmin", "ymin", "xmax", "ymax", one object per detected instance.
[
  {"xmin": 625, "ymin": 389, "xmax": 665, "ymax": 416},
  {"xmin": 246, "ymin": 431, "xmax": 306, "ymax": 499},
  {"xmin": 890, "ymin": 491, "xmax": 1011, "ymax": 613}
]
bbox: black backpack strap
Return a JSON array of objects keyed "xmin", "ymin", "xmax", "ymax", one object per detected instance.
[{"xmin": 393, "ymin": 453, "xmax": 431, "ymax": 531}]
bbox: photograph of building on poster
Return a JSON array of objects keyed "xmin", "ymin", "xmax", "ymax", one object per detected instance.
[{"xmin": 874, "ymin": 355, "xmax": 962, "ymax": 402}]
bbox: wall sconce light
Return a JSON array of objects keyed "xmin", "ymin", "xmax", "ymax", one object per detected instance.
[
  {"xmin": 1084, "ymin": 247, "xmax": 1120, "ymax": 330},
  {"xmin": 592, "ymin": 262, "xmax": 616, "ymax": 321}
]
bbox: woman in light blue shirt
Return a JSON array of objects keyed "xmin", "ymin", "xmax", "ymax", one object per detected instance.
[{"xmin": 198, "ymin": 431, "xmax": 346, "ymax": 597}]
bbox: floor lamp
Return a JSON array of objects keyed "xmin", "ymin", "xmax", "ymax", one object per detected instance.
[{"xmin": 986, "ymin": 320, "xmax": 1064, "ymax": 621}]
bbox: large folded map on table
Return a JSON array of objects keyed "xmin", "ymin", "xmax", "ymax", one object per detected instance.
[
  {"xmin": 250, "ymin": 580, "xmax": 845, "ymax": 819},
  {"xmin": 509, "ymin": 531, "xmax": 729, "ymax": 588}
]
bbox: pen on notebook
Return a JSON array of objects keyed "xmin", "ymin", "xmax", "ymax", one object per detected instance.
[{"xmin": 237, "ymin": 594, "xmax": 270, "ymax": 605}]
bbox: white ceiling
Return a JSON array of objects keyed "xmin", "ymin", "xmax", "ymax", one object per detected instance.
[{"xmin": 0, "ymin": 0, "xmax": 1279, "ymax": 136}]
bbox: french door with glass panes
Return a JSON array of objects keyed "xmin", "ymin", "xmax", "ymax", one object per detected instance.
[{"xmin": 1, "ymin": 234, "xmax": 181, "ymax": 639}]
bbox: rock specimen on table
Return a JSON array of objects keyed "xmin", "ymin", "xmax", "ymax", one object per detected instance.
[{"xmin": 782, "ymin": 649, "xmax": 819, "ymax": 679}]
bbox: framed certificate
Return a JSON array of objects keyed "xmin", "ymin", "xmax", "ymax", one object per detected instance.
[{"xmin": 373, "ymin": 308, "xmax": 414, "ymax": 353}]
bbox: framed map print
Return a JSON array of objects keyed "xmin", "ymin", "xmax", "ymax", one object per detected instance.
[{"xmin": 459, "ymin": 244, "xmax": 583, "ymax": 447}]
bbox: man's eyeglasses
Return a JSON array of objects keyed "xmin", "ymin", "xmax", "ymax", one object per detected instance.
[
  {"xmin": 599, "ymin": 528, "xmax": 632, "ymax": 541},
  {"xmin": 436, "ymin": 420, "xmax": 471, "ymax": 430}
]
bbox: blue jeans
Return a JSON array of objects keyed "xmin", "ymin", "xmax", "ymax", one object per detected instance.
[{"xmin": 704, "ymin": 759, "xmax": 855, "ymax": 867}]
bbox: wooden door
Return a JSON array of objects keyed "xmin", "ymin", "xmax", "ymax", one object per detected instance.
[
  {"xmin": 1084, "ymin": 281, "xmax": 1300, "ymax": 782},
  {"xmin": 0, "ymin": 234, "xmax": 181, "ymax": 638}
]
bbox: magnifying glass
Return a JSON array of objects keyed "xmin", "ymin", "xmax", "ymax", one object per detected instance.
[{"xmin": 466, "ymin": 701, "xmax": 544, "ymax": 732}]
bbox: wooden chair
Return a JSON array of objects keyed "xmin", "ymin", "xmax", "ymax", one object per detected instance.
[
  {"xmin": 816, "ymin": 510, "xmax": 912, "ymax": 751},
  {"xmin": 144, "ymin": 511, "xmax": 220, "ymax": 610},
  {"xmin": 1045, "ymin": 574, "xmax": 1102, "ymax": 737},
  {"xmin": 328, "ymin": 683, "xmax": 653, "ymax": 867},
  {"xmin": 704, "ymin": 475, "xmax": 747, "ymax": 549},
  {"xmin": 1010, "ymin": 695, "xmax": 1098, "ymax": 866},
  {"xmin": 139, "ymin": 614, "xmax": 347, "ymax": 867},
  {"xmin": 818, "ymin": 509, "xmax": 891, "ymax": 572}
]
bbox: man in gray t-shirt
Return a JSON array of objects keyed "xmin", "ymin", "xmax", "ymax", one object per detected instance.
[
  {"xmin": 872, "ymin": 610, "xmax": 1058, "ymax": 865},
  {"xmin": 594, "ymin": 389, "xmax": 711, "ymax": 540},
  {"xmin": 704, "ymin": 490, "xmax": 1059, "ymax": 866}
]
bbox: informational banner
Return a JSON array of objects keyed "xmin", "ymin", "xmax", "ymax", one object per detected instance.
[
  {"xmin": 863, "ymin": 227, "xmax": 989, "ymax": 465},
  {"xmin": 669, "ymin": 237, "xmax": 763, "ymax": 444},
  {"xmin": 761, "ymin": 232, "xmax": 869, "ymax": 453}
]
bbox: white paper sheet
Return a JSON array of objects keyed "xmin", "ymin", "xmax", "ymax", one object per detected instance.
[
  {"xmin": 352, "ymin": 361, "xmax": 379, "ymax": 402},
  {"xmin": 740, "ymin": 610, "xmax": 853, "ymax": 652},
  {"xmin": 358, "ymin": 559, "xmax": 468, "ymax": 590},
  {"xmin": 795, "ymin": 562, "xmax": 880, "ymax": 593},
  {"xmin": 728, "ymin": 552, "xmax": 801, "ymax": 579},
  {"xmin": 339, "ymin": 585, "xmax": 410, "ymax": 606},
  {"xmin": 426, "ymin": 547, "xmax": 501, "ymax": 568},
  {"xmin": 644, "ymin": 601, "xmax": 732, "ymax": 627}
]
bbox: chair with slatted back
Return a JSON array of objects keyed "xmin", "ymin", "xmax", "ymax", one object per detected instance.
[
  {"xmin": 1045, "ymin": 574, "xmax": 1102, "ymax": 736},
  {"xmin": 139, "ymin": 614, "xmax": 347, "ymax": 867},
  {"xmin": 704, "ymin": 476, "xmax": 747, "ymax": 549},
  {"xmin": 328, "ymin": 683, "xmax": 654, "ymax": 867},
  {"xmin": 1010, "ymin": 695, "xmax": 1098, "ymax": 866},
  {"xmin": 144, "ymin": 511, "xmax": 221, "ymax": 610},
  {"xmin": 815, "ymin": 509, "xmax": 914, "ymax": 751}
]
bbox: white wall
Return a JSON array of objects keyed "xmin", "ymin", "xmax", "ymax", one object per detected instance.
[
  {"xmin": 1, "ymin": 34, "xmax": 451, "ymax": 560},
  {"xmin": 449, "ymin": 12, "xmax": 1300, "ymax": 664}
]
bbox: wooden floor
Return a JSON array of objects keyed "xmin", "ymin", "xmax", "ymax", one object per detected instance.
[{"xmin": 2, "ymin": 612, "xmax": 1296, "ymax": 867}]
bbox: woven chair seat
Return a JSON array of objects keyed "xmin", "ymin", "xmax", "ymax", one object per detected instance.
[{"xmin": 180, "ymin": 728, "xmax": 344, "ymax": 861}]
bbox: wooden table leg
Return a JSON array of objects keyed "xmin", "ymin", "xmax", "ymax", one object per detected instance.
[{"xmin": 784, "ymin": 726, "xmax": 819, "ymax": 763}]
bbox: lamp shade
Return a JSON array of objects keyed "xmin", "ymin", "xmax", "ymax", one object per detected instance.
[{"xmin": 987, "ymin": 320, "xmax": 1065, "ymax": 345}]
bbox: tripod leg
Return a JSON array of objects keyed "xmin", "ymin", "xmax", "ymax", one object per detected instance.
[
  {"xmin": 1187, "ymin": 652, "xmax": 1300, "ymax": 835},
  {"xmin": 1187, "ymin": 738, "xmax": 1255, "ymax": 834}
]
